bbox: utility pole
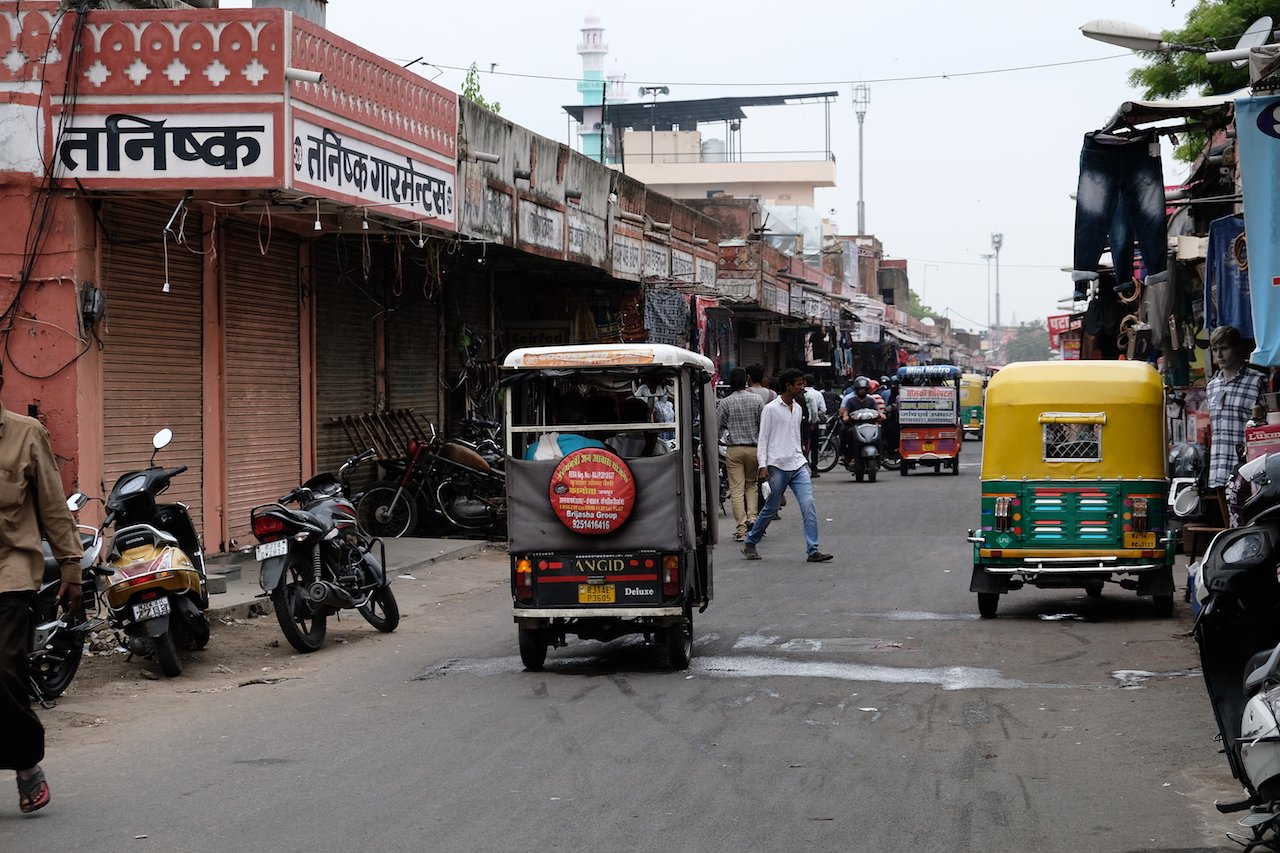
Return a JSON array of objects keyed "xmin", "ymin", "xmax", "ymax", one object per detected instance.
[
  {"xmin": 852, "ymin": 84, "xmax": 870, "ymax": 235},
  {"xmin": 990, "ymin": 233, "xmax": 1003, "ymax": 329}
]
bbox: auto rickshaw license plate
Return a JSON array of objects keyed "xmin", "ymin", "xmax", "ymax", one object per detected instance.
[
  {"xmin": 1124, "ymin": 532, "xmax": 1157, "ymax": 549},
  {"xmin": 922, "ymin": 442, "xmax": 936, "ymax": 451},
  {"xmin": 578, "ymin": 584, "xmax": 616, "ymax": 604}
]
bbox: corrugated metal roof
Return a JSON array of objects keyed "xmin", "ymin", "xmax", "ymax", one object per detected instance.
[{"xmin": 562, "ymin": 92, "xmax": 838, "ymax": 128}]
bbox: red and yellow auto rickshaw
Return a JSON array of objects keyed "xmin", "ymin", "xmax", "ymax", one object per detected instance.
[{"xmin": 897, "ymin": 365, "xmax": 962, "ymax": 476}]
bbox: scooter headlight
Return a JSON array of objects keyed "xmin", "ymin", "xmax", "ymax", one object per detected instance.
[{"xmin": 1223, "ymin": 532, "xmax": 1268, "ymax": 566}]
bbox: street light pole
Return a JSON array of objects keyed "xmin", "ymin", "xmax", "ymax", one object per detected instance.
[
  {"xmin": 638, "ymin": 85, "xmax": 669, "ymax": 164},
  {"xmin": 980, "ymin": 253, "xmax": 995, "ymax": 330},
  {"xmin": 852, "ymin": 84, "xmax": 870, "ymax": 235},
  {"xmin": 990, "ymin": 233, "xmax": 1003, "ymax": 328}
]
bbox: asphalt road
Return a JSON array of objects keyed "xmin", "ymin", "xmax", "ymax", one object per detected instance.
[{"xmin": 0, "ymin": 443, "xmax": 1238, "ymax": 852}]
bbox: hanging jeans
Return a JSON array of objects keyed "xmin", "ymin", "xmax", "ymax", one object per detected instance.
[{"xmin": 1073, "ymin": 131, "xmax": 1167, "ymax": 290}]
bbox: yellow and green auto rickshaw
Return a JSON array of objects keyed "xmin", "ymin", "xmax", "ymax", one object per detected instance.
[
  {"xmin": 960, "ymin": 372, "xmax": 985, "ymax": 441},
  {"xmin": 967, "ymin": 361, "xmax": 1174, "ymax": 618}
]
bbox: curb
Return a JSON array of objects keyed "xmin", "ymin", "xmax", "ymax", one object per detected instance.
[{"xmin": 206, "ymin": 540, "xmax": 496, "ymax": 622}]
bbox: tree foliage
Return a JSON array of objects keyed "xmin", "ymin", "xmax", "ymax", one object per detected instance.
[
  {"xmin": 1004, "ymin": 322, "xmax": 1051, "ymax": 362},
  {"xmin": 1128, "ymin": 0, "xmax": 1269, "ymax": 99},
  {"xmin": 461, "ymin": 63, "xmax": 500, "ymax": 113}
]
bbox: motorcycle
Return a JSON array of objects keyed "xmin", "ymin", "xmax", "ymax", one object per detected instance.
[
  {"xmin": 250, "ymin": 449, "xmax": 399, "ymax": 653},
  {"xmin": 29, "ymin": 505, "xmax": 105, "ymax": 704},
  {"xmin": 842, "ymin": 408, "xmax": 882, "ymax": 482},
  {"xmin": 456, "ymin": 416, "xmax": 504, "ymax": 470},
  {"xmin": 96, "ymin": 428, "xmax": 210, "ymax": 678},
  {"xmin": 1193, "ymin": 452, "xmax": 1280, "ymax": 848},
  {"xmin": 357, "ymin": 424, "xmax": 506, "ymax": 539}
]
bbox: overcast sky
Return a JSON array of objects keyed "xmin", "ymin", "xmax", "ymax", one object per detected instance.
[{"xmin": 227, "ymin": 0, "xmax": 1205, "ymax": 332}]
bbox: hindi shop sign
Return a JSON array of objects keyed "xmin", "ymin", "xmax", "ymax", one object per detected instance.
[
  {"xmin": 292, "ymin": 117, "xmax": 454, "ymax": 226},
  {"xmin": 897, "ymin": 385, "xmax": 958, "ymax": 425},
  {"xmin": 56, "ymin": 112, "xmax": 275, "ymax": 184},
  {"xmin": 548, "ymin": 449, "xmax": 637, "ymax": 534}
]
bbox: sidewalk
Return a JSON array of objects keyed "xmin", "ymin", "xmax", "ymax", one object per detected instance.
[{"xmin": 203, "ymin": 536, "xmax": 497, "ymax": 620}]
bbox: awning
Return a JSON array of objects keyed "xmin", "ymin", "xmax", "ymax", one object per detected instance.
[
  {"xmin": 1102, "ymin": 89, "xmax": 1244, "ymax": 132},
  {"xmin": 883, "ymin": 326, "xmax": 929, "ymax": 346}
]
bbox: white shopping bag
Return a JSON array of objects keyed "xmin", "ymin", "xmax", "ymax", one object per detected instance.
[{"xmin": 533, "ymin": 432, "xmax": 564, "ymax": 461}]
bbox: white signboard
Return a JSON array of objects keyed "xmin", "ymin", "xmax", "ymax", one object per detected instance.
[
  {"xmin": 293, "ymin": 117, "xmax": 454, "ymax": 223},
  {"xmin": 57, "ymin": 111, "xmax": 275, "ymax": 181},
  {"xmin": 518, "ymin": 199, "xmax": 565, "ymax": 252},
  {"xmin": 613, "ymin": 232, "xmax": 643, "ymax": 278},
  {"xmin": 697, "ymin": 257, "xmax": 717, "ymax": 286},
  {"xmin": 898, "ymin": 386, "xmax": 958, "ymax": 425},
  {"xmin": 568, "ymin": 208, "xmax": 608, "ymax": 263},
  {"xmin": 848, "ymin": 321, "xmax": 881, "ymax": 343},
  {"xmin": 671, "ymin": 249, "xmax": 694, "ymax": 282},
  {"xmin": 643, "ymin": 242, "xmax": 670, "ymax": 279}
]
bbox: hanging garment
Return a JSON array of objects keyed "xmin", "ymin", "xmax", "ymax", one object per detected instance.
[
  {"xmin": 1204, "ymin": 215, "xmax": 1252, "ymax": 339},
  {"xmin": 643, "ymin": 288, "xmax": 689, "ymax": 346},
  {"xmin": 1072, "ymin": 130, "xmax": 1168, "ymax": 296}
]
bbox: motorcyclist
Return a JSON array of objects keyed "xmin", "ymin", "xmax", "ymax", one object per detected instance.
[{"xmin": 839, "ymin": 376, "xmax": 883, "ymax": 463}]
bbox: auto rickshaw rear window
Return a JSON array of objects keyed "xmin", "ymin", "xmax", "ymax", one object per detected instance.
[{"xmin": 1040, "ymin": 413, "xmax": 1103, "ymax": 462}]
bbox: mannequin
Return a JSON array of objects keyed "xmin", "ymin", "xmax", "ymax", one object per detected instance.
[{"xmin": 1206, "ymin": 326, "xmax": 1267, "ymax": 521}]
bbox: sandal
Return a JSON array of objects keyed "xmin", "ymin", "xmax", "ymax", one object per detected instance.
[{"xmin": 17, "ymin": 768, "xmax": 49, "ymax": 814}]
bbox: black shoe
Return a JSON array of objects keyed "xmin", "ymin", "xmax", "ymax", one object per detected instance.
[
  {"xmin": 1072, "ymin": 288, "xmax": 1086, "ymax": 301},
  {"xmin": 742, "ymin": 544, "xmax": 761, "ymax": 560},
  {"xmin": 806, "ymin": 551, "xmax": 834, "ymax": 563}
]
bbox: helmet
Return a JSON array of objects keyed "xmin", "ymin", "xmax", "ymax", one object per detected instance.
[
  {"xmin": 867, "ymin": 379, "xmax": 880, "ymax": 393},
  {"xmin": 879, "ymin": 376, "xmax": 891, "ymax": 387},
  {"xmin": 853, "ymin": 376, "xmax": 871, "ymax": 392},
  {"xmin": 1241, "ymin": 453, "xmax": 1280, "ymax": 524},
  {"xmin": 1167, "ymin": 443, "xmax": 1205, "ymax": 479}
]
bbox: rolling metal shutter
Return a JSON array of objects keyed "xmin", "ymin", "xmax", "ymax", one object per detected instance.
[
  {"xmin": 99, "ymin": 200, "xmax": 204, "ymax": 525},
  {"xmin": 387, "ymin": 284, "xmax": 441, "ymax": 429},
  {"xmin": 222, "ymin": 224, "xmax": 302, "ymax": 548},
  {"xmin": 314, "ymin": 240, "xmax": 378, "ymax": 474}
]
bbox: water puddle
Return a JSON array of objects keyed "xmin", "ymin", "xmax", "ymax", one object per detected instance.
[
  {"xmin": 695, "ymin": 655, "xmax": 1027, "ymax": 690},
  {"xmin": 1109, "ymin": 668, "xmax": 1202, "ymax": 689}
]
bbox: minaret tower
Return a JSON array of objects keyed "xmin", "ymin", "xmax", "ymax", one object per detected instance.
[{"xmin": 576, "ymin": 15, "xmax": 608, "ymax": 162}]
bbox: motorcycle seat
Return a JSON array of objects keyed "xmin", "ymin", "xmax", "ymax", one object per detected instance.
[
  {"xmin": 1244, "ymin": 644, "xmax": 1280, "ymax": 696},
  {"xmin": 289, "ymin": 508, "xmax": 331, "ymax": 532}
]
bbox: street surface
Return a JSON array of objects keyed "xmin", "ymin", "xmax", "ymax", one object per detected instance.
[{"xmin": 0, "ymin": 443, "xmax": 1237, "ymax": 852}]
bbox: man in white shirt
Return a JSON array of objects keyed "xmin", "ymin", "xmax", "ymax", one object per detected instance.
[
  {"xmin": 742, "ymin": 369, "xmax": 833, "ymax": 562},
  {"xmin": 802, "ymin": 374, "xmax": 827, "ymax": 477}
]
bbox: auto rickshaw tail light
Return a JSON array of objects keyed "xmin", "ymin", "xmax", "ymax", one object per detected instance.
[
  {"xmin": 994, "ymin": 497, "xmax": 1013, "ymax": 532},
  {"xmin": 1131, "ymin": 498, "xmax": 1148, "ymax": 533},
  {"xmin": 661, "ymin": 554, "xmax": 680, "ymax": 597},
  {"xmin": 514, "ymin": 558, "xmax": 535, "ymax": 600}
]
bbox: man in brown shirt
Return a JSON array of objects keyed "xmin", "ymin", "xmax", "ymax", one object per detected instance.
[{"xmin": 0, "ymin": 371, "xmax": 83, "ymax": 814}]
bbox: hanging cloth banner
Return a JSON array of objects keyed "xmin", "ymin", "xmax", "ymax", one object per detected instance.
[{"xmin": 1235, "ymin": 94, "xmax": 1280, "ymax": 365}]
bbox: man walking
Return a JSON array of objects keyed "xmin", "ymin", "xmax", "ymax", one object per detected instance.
[
  {"xmin": 742, "ymin": 369, "xmax": 833, "ymax": 562},
  {"xmin": 716, "ymin": 367, "xmax": 764, "ymax": 542},
  {"xmin": 0, "ymin": 365, "xmax": 83, "ymax": 814},
  {"xmin": 802, "ymin": 374, "xmax": 827, "ymax": 477}
]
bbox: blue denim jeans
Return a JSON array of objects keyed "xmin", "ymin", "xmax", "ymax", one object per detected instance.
[
  {"xmin": 1073, "ymin": 131, "xmax": 1167, "ymax": 285},
  {"xmin": 745, "ymin": 465, "xmax": 820, "ymax": 554}
]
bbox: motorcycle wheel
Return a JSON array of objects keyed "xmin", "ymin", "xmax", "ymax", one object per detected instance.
[
  {"xmin": 154, "ymin": 630, "xmax": 183, "ymax": 677},
  {"xmin": 816, "ymin": 431, "xmax": 841, "ymax": 473},
  {"xmin": 868, "ymin": 466, "xmax": 877, "ymax": 483},
  {"xmin": 662, "ymin": 604, "xmax": 694, "ymax": 672},
  {"xmin": 30, "ymin": 622, "xmax": 86, "ymax": 700},
  {"xmin": 272, "ymin": 562, "xmax": 327, "ymax": 653},
  {"xmin": 881, "ymin": 451, "xmax": 901, "ymax": 471},
  {"xmin": 358, "ymin": 585, "xmax": 400, "ymax": 633},
  {"xmin": 357, "ymin": 482, "xmax": 418, "ymax": 538},
  {"xmin": 518, "ymin": 626, "xmax": 547, "ymax": 671}
]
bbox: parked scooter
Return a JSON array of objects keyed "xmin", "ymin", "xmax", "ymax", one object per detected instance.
[
  {"xmin": 1193, "ymin": 452, "xmax": 1280, "ymax": 847},
  {"xmin": 96, "ymin": 428, "xmax": 210, "ymax": 678},
  {"xmin": 842, "ymin": 408, "xmax": 882, "ymax": 482},
  {"xmin": 29, "ymin": 507, "xmax": 105, "ymax": 704},
  {"xmin": 250, "ymin": 449, "xmax": 399, "ymax": 653}
]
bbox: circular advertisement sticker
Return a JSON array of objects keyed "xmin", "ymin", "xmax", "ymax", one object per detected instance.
[{"xmin": 549, "ymin": 448, "xmax": 637, "ymax": 535}]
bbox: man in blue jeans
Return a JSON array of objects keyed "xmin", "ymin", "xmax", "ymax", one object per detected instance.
[{"xmin": 742, "ymin": 368, "xmax": 833, "ymax": 562}]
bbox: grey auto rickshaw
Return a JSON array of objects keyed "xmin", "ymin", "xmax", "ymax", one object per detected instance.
[{"xmin": 503, "ymin": 344, "xmax": 718, "ymax": 671}]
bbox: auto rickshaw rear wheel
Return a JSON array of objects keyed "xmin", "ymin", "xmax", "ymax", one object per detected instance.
[
  {"xmin": 662, "ymin": 604, "xmax": 693, "ymax": 671},
  {"xmin": 977, "ymin": 593, "xmax": 999, "ymax": 619},
  {"xmin": 899, "ymin": 463, "xmax": 909, "ymax": 477},
  {"xmin": 518, "ymin": 626, "xmax": 547, "ymax": 671},
  {"xmin": 950, "ymin": 460, "xmax": 959, "ymax": 475},
  {"xmin": 1153, "ymin": 594, "xmax": 1174, "ymax": 618},
  {"xmin": 1084, "ymin": 582, "xmax": 1103, "ymax": 598}
]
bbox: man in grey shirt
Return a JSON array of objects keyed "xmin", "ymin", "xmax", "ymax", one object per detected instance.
[{"xmin": 716, "ymin": 368, "xmax": 764, "ymax": 541}]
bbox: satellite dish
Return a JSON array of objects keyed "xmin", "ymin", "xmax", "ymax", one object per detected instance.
[{"xmin": 1233, "ymin": 16, "xmax": 1273, "ymax": 68}]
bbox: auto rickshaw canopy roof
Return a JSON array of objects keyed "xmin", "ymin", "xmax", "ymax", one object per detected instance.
[
  {"xmin": 981, "ymin": 360, "xmax": 1167, "ymax": 480},
  {"xmin": 960, "ymin": 373, "xmax": 985, "ymax": 406},
  {"xmin": 503, "ymin": 343, "xmax": 714, "ymax": 373}
]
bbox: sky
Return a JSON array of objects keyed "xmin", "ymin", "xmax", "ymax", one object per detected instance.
[{"xmin": 225, "ymin": 0, "xmax": 1206, "ymax": 333}]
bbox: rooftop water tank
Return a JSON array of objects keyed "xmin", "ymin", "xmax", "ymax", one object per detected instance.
[{"xmin": 701, "ymin": 138, "xmax": 726, "ymax": 163}]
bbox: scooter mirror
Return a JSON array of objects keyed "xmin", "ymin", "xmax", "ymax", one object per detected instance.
[
  {"xmin": 66, "ymin": 493, "xmax": 88, "ymax": 512},
  {"xmin": 152, "ymin": 428, "xmax": 173, "ymax": 450}
]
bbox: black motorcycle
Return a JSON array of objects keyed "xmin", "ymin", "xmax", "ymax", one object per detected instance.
[
  {"xmin": 357, "ymin": 425, "xmax": 506, "ymax": 539},
  {"xmin": 1194, "ymin": 452, "xmax": 1280, "ymax": 847},
  {"xmin": 29, "ymin": 512, "xmax": 105, "ymax": 705},
  {"xmin": 250, "ymin": 449, "xmax": 399, "ymax": 653}
]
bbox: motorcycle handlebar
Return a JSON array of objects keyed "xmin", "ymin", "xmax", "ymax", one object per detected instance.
[{"xmin": 169, "ymin": 465, "xmax": 189, "ymax": 477}]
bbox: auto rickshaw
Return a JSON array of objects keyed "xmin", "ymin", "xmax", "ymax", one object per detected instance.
[
  {"xmin": 897, "ymin": 365, "xmax": 962, "ymax": 475},
  {"xmin": 502, "ymin": 344, "xmax": 717, "ymax": 671},
  {"xmin": 967, "ymin": 361, "xmax": 1174, "ymax": 618},
  {"xmin": 960, "ymin": 372, "xmax": 985, "ymax": 441}
]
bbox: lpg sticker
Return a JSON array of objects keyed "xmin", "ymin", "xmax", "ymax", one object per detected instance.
[{"xmin": 549, "ymin": 449, "xmax": 637, "ymax": 534}]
